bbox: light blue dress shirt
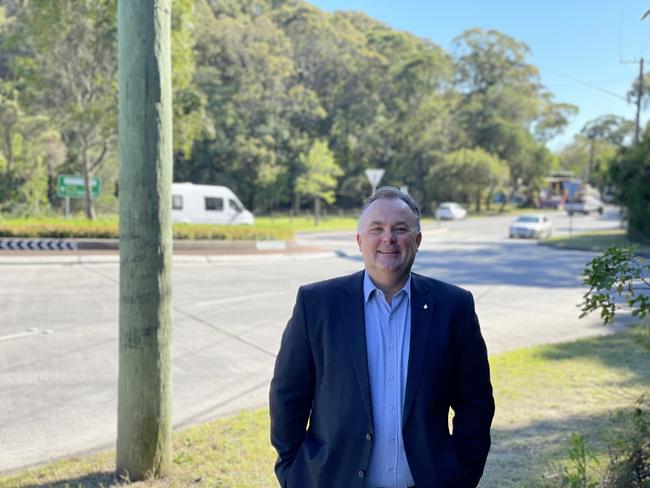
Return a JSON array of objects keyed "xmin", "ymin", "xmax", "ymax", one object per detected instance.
[{"xmin": 363, "ymin": 271, "xmax": 415, "ymax": 488}]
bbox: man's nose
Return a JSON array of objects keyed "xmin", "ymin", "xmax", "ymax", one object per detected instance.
[{"xmin": 381, "ymin": 229, "xmax": 396, "ymax": 242}]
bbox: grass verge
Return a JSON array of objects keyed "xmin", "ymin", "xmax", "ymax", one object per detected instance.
[
  {"xmin": 540, "ymin": 228, "xmax": 650, "ymax": 254},
  {"xmin": 1, "ymin": 330, "xmax": 648, "ymax": 487}
]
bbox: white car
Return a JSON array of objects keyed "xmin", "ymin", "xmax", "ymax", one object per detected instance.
[
  {"xmin": 565, "ymin": 196, "xmax": 604, "ymax": 216},
  {"xmin": 435, "ymin": 202, "xmax": 467, "ymax": 220},
  {"xmin": 509, "ymin": 214, "xmax": 552, "ymax": 239}
]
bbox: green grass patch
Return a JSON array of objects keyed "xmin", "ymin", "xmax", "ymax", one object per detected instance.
[
  {"xmin": 1, "ymin": 328, "xmax": 647, "ymax": 487},
  {"xmin": 0, "ymin": 218, "xmax": 293, "ymax": 241},
  {"xmin": 485, "ymin": 326, "xmax": 650, "ymax": 487},
  {"xmin": 254, "ymin": 214, "xmax": 359, "ymax": 232},
  {"xmin": 540, "ymin": 229, "xmax": 650, "ymax": 254}
]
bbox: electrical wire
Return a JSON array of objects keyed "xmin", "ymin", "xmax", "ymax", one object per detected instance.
[{"xmin": 541, "ymin": 68, "xmax": 629, "ymax": 102}]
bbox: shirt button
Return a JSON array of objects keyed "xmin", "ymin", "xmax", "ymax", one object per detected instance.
[
  {"xmin": 358, "ymin": 470, "xmax": 365, "ymax": 478},
  {"xmin": 366, "ymin": 433, "xmax": 372, "ymax": 441},
  {"xmin": 390, "ymin": 405, "xmax": 395, "ymax": 411},
  {"xmin": 387, "ymin": 466, "xmax": 394, "ymax": 472}
]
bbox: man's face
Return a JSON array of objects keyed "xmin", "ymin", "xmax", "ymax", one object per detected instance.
[{"xmin": 356, "ymin": 197, "xmax": 422, "ymax": 286}]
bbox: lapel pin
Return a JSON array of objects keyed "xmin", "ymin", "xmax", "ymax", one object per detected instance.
[{"xmin": 423, "ymin": 304, "xmax": 428, "ymax": 310}]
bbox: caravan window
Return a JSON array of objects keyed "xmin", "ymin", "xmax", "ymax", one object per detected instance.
[
  {"xmin": 172, "ymin": 195, "xmax": 183, "ymax": 210},
  {"xmin": 205, "ymin": 197, "xmax": 224, "ymax": 211},
  {"xmin": 229, "ymin": 199, "xmax": 242, "ymax": 212}
]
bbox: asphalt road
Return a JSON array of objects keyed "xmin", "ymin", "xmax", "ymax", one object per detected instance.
[{"xmin": 0, "ymin": 207, "xmax": 626, "ymax": 473}]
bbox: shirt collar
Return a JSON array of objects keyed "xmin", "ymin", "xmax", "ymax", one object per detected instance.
[{"xmin": 363, "ymin": 271, "xmax": 412, "ymax": 303}]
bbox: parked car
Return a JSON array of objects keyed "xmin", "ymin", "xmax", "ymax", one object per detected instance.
[
  {"xmin": 171, "ymin": 182, "xmax": 255, "ymax": 225},
  {"xmin": 509, "ymin": 214, "xmax": 552, "ymax": 239},
  {"xmin": 435, "ymin": 202, "xmax": 467, "ymax": 220},
  {"xmin": 564, "ymin": 195, "xmax": 604, "ymax": 216}
]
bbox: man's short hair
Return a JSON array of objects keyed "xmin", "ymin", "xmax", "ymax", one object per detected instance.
[{"xmin": 359, "ymin": 186, "xmax": 421, "ymax": 231}]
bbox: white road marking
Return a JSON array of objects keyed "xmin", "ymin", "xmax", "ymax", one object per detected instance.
[
  {"xmin": 0, "ymin": 328, "xmax": 51, "ymax": 342},
  {"xmin": 193, "ymin": 290, "xmax": 291, "ymax": 308}
]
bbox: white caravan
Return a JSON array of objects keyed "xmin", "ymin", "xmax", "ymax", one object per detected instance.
[{"xmin": 171, "ymin": 182, "xmax": 255, "ymax": 225}]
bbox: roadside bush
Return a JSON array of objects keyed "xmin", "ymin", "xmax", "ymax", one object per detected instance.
[
  {"xmin": 543, "ymin": 397, "xmax": 650, "ymax": 488},
  {"xmin": 0, "ymin": 219, "xmax": 294, "ymax": 240},
  {"xmin": 601, "ymin": 395, "xmax": 650, "ymax": 487}
]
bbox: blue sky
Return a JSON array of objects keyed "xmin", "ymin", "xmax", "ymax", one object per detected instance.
[{"xmin": 309, "ymin": 0, "xmax": 650, "ymax": 151}]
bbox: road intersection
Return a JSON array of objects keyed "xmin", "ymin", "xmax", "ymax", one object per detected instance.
[{"xmin": 0, "ymin": 207, "xmax": 627, "ymax": 473}]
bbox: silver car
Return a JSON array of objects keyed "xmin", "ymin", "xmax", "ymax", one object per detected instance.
[
  {"xmin": 564, "ymin": 196, "xmax": 604, "ymax": 216},
  {"xmin": 509, "ymin": 214, "xmax": 552, "ymax": 239}
]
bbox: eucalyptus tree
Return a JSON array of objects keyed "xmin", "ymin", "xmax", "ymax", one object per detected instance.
[
  {"xmin": 13, "ymin": 0, "xmax": 118, "ymax": 219},
  {"xmin": 0, "ymin": 82, "xmax": 66, "ymax": 212},
  {"xmin": 190, "ymin": 3, "xmax": 327, "ymax": 210},
  {"xmin": 3, "ymin": 0, "xmax": 201, "ymax": 218},
  {"xmin": 580, "ymin": 114, "xmax": 634, "ymax": 183},
  {"xmin": 452, "ymin": 28, "xmax": 574, "ymax": 195},
  {"xmin": 315, "ymin": 11, "xmax": 455, "ymax": 207}
]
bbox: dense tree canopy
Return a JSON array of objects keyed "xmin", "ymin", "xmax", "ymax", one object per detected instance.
[
  {"xmin": 0, "ymin": 0, "xmax": 579, "ymax": 217},
  {"xmin": 608, "ymin": 128, "xmax": 650, "ymax": 243}
]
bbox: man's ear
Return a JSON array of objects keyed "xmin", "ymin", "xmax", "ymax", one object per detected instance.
[
  {"xmin": 356, "ymin": 233, "xmax": 361, "ymax": 249},
  {"xmin": 416, "ymin": 232, "xmax": 422, "ymax": 249}
]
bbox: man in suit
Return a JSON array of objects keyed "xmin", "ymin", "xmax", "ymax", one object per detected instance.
[{"xmin": 270, "ymin": 186, "xmax": 494, "ymax": 488}]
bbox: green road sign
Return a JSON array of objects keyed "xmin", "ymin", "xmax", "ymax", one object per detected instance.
[{"xmin": 56, "ymin": 174, "xmax": 101, "ymax": 200}]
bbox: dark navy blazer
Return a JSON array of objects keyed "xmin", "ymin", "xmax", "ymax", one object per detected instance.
[{"xmin": 269, "ymin": 271, "xmax": 495, "ymax": 487}]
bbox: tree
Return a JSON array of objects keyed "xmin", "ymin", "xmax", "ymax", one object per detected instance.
[
  {"xmin": 295, "ymin": 139, "xmax": 343, "ymax": 225},
  {"xmin": 608, "ymin": 129, "xmax": 650, "ymax": 243},
  {"xmin": 187, "ymin": 6, "xmax": 325, "ymax": 210},
  {"xmin": 0, "ymin": 83, "xmax": 65, "ymax": 213},
  {"xmin": 116, "ymin": 0, "xmax": 173, "ymax": 480},
  {"xmin": 533, "ymin": 98, "xmax": 579, "ymax": 144},
  {"xmin": 12, "ymin": 0, "xmax": 118, "ymax": 219},
  {"xmin": 580, "ymin": 115, "xmax": 634, "ymax": 185},
  {"xmin": 426, "ymin": 147, "xmax": 509, "ymax": 212},
  {"xmin": 452, "ymin": 29, "xmax": 575, "ymax": 197}
]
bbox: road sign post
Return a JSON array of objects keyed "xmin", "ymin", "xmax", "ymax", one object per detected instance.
[{"xmin": 364, "ymin": 168, "xmax": 385, "ymax": 196}]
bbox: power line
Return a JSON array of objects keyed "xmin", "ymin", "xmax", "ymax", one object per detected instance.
[{"xmin": 541, "ymin": 68, "xmax": 629, "ymax": 102}]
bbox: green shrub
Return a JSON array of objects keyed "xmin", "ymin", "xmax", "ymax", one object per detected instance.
[
  {"xmin": 602, "ymin": 395, "xmax": 650, "ymax": 488},
  {"xmin": 0, "ymin": 219, "xmax": 293, "ymax": 240},
  {"xmin": 543, "ymin": 434, "xmax": 600, "ymax": 488},
  {"xmin": 544, "ymin": 397, "xmax": 650, "ymax": 488}
]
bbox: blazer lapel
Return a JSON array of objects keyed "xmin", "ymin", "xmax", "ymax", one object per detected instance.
[
  {"xmin": 403, "ymin": 274, "xmax": 433, "ymax": 426},
  {"xmin": 342, "ymin": 271, "xmax": 374, "ymax": 426}
]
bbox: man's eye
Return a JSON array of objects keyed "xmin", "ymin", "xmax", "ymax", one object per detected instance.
[
  {"xmin": 369, "ymin": 227, "xmax": 382, "ymax": 233},
  {"xmin": 394, "ymin": 227, "xmax": 409, "ymax": 233}
]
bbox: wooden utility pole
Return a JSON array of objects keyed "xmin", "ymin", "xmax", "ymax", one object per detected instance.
[
  {"xmin": 635, "ymin": 57, "xmax": 644, "ymax": 144},
  {"xmin": 116, "ymin": 0, "xmax": 173, "ymax": 480}
]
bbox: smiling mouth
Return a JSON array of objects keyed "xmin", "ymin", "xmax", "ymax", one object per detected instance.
[{"xmin": 377, "ymin": 250, "xmax": 399, "ymax": 254}]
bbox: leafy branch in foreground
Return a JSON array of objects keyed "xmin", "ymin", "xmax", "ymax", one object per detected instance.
[{"xmin": 580, "ymin": 246, "xmax": 650, "ymax": 326}]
